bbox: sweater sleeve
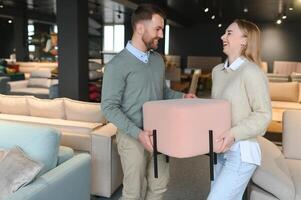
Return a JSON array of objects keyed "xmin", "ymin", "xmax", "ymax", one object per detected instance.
[
  {"xmin": 231, "ymin": 67, "xmax": 272, "ymax": 141},
  {"xmin": 163, "ymin": 79, "xmax": 184, "ymax": 99},
  {"xmin": 101, "ymin": 63, "xmax": 142, "ymax": 139}
]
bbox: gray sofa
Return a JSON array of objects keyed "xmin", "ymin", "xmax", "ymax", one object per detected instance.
[
  {"xmin": 0, "ymin": 120, "xmax": 91, "ymax": 200},
  {"xmin": 249, "ymin": 110, "xmax": 301, "ymax": 200}
]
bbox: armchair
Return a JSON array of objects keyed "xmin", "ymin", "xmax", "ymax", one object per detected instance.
[
  {"xmin": 249, "ymin": 110, "xmax": 301, "ymax": 200},
  {"xmin": 0, "ymin": 120, "xmax": 91, "ymax": 200},
  {"xmin": 8, "ymin": 70, "xmax": 58, "ymax": 99}
]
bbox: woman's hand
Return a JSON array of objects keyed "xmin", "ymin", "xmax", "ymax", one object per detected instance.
[{"xmin": 216, "ymin": 130, "xmax": 235, "ymax": 153}]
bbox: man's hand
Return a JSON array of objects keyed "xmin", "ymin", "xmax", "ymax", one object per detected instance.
[
  {"xmin": 216, "ymin": 130, "xmax": 235, "ymax": 153},
  {"xmin": 138, "ymin": 130, "xmax": 153, "ymax": 152},
  {"xmin": 184, "ymin": 93, "xmax": 197, "ymax": 98}
]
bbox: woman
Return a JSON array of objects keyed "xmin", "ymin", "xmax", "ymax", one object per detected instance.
[{"xmin": 208, "ymin": 19, "xmax": 272, "ymax": 200}]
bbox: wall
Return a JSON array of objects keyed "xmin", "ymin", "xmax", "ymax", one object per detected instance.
[
  {"xmin": 260, "ymin": 22, "xmax": 301, "ymax": 72},
  {"xmin": 169, "ymin": 21, "xmax": 301, "ymax": 72},
  {"xmin": 0, "ymin": 17, "xmax": 14, "ymax": 58}
]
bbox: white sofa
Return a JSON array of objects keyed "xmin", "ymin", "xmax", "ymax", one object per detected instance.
[
  {"xmin": 0, "ymin": 94, "xmax": 122, "ymax": 197},
  {"xmin": 249, "ymin": 110, "xmax": 301, "ymax": 200},
  {"xmin": 8, "ymin": 70, "xmax": 59, "ymax": 99}
]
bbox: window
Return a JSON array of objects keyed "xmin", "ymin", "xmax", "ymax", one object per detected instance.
[
  {"xmin": 103, "ymin": 25, "xmax": 124, "ymax": 53},
  {"xmin": 164, "ymin": 24, "xmax": 170, "ymax": 55},
  {"xmin": 28, "ymin": 24, "xmax": 35, "ymax": 52}
]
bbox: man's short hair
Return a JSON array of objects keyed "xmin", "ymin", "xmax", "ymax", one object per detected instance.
[{"xmin": 131, "ymin": 4, "xmax": 165, "ymax": 29}]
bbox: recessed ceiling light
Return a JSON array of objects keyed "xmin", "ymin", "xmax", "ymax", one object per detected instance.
[
  {"xmin": 243, "ymin": 8, "xmax": 248, "ymax": 13},
  {"xmin": 289, "ymin": 7, "xmax": 293, "ymax": 11},
  {"xmin": 204, "ymin": 8, "xmax": 209, "ymax": 13},
  {"xmin": 282, "ymin": 15, "xmax": 287, "ymax": 19},
  {"xmin": 8, "ymin": 20, "xmax": 12, "ymax": 24},
  {"xmin": 211, "ymin": 15, "xmax": 215, "ymax": 20},
  {"xmin": 0, "ymin": 4, "xmax": 3, "ymax": 8},
  {"xmin": 276, "ymin": 19, "xmax": 282, "ymax": 24},
  {"xmin": 218, "ymin": 23, "xmax": 222, "ymax": 28}
]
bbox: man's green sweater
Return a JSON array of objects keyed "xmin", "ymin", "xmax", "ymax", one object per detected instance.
[{"xmin": 101, "ymin": 49, "xmax": 183, "ymax": 139}]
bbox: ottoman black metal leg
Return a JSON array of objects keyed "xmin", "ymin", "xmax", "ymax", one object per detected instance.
[
  {"xmin": 209, "ymin": 130, "xmax": 214, "ymax": 181},
  {"xmin": 153, "ymin": 129, "xmax": 158, "ymax": 178}
]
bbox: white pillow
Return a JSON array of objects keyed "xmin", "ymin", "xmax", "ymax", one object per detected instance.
[
  {"xmin": 64, "ymin": 98, "xmax": 106, "ymax": 123},
  {"xmin": 0, "ymin": 146, "xmax": 43, "ymax": 198},
  {"xmin": 0, "ymin": 95, "xmax": 30, "ymax": 115},
  {"xmin": 28, "ymin": 97, "xmax": 65, "ymax": 119}
]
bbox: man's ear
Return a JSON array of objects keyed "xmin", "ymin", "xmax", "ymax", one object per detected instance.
[{"xmin": 135, "ymin": 22, "xmax": 145, "ymax": 35}]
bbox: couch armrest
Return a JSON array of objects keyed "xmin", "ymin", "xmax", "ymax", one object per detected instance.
[
  {"xmin": 6, "ymin": 154, "xmax": 91, "ymax": 200},
  {"xmin": 0, "ymin": 76, "xmax": 10, "ymax": 94},
  {"xmin": 49, "ymin": 84, "xmax": 59, "ymax": 99},
  {"xmin": 8, "ymin": 80, "xmax": 29, "ymax": 89},
  {"xmin": 90, "ymin": 123, "xmax": 122, "ymax": 197},
  {"xmin": 90, "ymin": 122, "xmax": 117, "ymax": 138}
]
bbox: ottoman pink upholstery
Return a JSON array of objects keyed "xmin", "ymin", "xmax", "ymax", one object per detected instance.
[{"xmin": 143, "ymin": 99, "xmax": 231, "ymax": 158}]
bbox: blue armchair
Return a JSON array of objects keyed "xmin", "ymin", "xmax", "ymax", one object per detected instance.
[{"xmin": 0, "ymin": 120, "xmax": 91, "ymax": 200}]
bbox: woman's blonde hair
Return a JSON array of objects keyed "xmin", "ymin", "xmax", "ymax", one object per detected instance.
[{"xmin": 234, "ymin": 19, "xmax": 262, "ymax": 67}]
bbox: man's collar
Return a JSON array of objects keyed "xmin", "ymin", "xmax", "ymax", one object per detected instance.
[{"xmin": 126, "ymin": 41, "xmax": 150, "ymax": 63}]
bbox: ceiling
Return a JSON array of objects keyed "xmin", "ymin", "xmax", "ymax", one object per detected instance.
[{"xmin": 1, "ymin": 0, "xmax": 301, "ymax": 26}]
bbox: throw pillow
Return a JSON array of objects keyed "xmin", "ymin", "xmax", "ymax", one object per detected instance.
[
  {"xmin": 64, "ymin": 98, "xmax": 106, "ymax": 123},
  {"xmin": 0, "ymin": 146, "xmax": 43, "ymax": 198}
]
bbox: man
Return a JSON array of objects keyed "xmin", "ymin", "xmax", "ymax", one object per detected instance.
[{"xmin": 102, "ymin": 4, "xmax": 196, "ymax": 200}]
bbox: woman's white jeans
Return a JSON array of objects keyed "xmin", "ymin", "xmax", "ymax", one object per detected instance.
[{"xmin": 207, "ymin": 149, "xmax": 257, "ymax": 200}]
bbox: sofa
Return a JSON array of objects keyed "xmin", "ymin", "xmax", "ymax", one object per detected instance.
[
  {"xmin": 7, "ymin": 70, "xmax": 59, "ymax": 99},
  {"xmin": 249, "ymin": 110, "xmax": 301, "ymax": 200},
  {"xmin": 0, "ymin": 120, "xmax": 91, "ymax": 200},
  {"xmin": 0, "ymin": 94, "xmax": 123, "ymax": 197},
  {"xmin": 268, "ymin": 81, "xmax": 301, "ymax": 132}
]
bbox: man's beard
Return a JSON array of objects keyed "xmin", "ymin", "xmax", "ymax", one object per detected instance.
[{"xmin": 142, "ymin": 36, "xmax": 159, "ymax": 50}]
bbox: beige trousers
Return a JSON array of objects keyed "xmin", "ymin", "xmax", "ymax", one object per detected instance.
[{"xmin": 116, "ymin": 131, "xmax": 169, "ymax": 200}]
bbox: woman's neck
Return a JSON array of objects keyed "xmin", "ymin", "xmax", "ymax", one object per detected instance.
[{"xmin": 228, "ymin": 54, "xmax": 241, "ymax": 65}]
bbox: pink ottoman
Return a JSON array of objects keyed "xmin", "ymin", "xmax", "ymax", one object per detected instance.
[{"xmin": 143, "ymin": 98, "xmax": 231, "ymax": 158}]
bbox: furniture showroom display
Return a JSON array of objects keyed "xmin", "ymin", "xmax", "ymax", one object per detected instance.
[{"xmin": 0, "ymin": 94, "xmax": 122, "ymax": 197}]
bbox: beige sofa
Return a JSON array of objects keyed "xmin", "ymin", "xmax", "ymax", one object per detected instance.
[
  {"xmin": 268, "ymin": 82, "xmax": 301, "ymax": 133},
  {"xmin": 0, "ymin": 94, "xmax": 122, "ymax": 197},
  {"xmin": 249, "ymin": 110, "xmax": 301, "ymax": 200}
]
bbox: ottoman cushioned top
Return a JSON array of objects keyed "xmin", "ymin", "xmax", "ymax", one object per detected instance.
[{"xmin": 143, "ymin": 99, "xmax": 231, "ymax": 158}]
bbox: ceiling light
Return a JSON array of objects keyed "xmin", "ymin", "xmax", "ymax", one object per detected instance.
[
  {"xmin": 289, "ymin": 7, "xmax": 293, "ymax": 11},
  {"xmin": 211, "ymin": 15, "xmax": 215, "ymax": 20},
  {"xmin": 218, "ymin": 23, "xmax": 222, "ymax": 28},
  {"xmin": 0, "ymin": 4, "xmax": 3, "ymax": 8},
  {"xmin": 8, "ymin": 20, "xmax": 12, "ymax": 24},
  {"xmin": 282, "ymin": 15, "xmax": 287, "ymax": 19},
  {"xmin": 276, "ymin": 19, "xmax": 282, "ymax": 24},
  {"xmin": 204, "ymin": 8, "xmax": 209, "ymax": 13},
  {"xmin": 243, "ymin": 8, "xmax": 248, "ymax": 13},
  {"xmin": 89, "ymin": 10, "xmax": 94, "ymax": 15}
]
